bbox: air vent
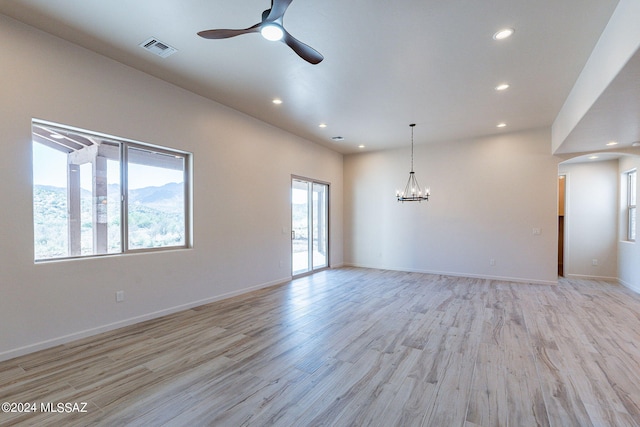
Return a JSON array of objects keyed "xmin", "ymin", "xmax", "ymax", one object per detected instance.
[{"xmin": 139, "ymin": 37, "xmax": 177, "ymax": 58}]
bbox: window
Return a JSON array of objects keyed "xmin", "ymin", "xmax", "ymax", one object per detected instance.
[
  {"xmin": 32, "ymin": 121, "xmax": 190, "ymax": 261},
  {"xmin": 628, "ymin": 170, "xmax": 637, "ymax": 242}
]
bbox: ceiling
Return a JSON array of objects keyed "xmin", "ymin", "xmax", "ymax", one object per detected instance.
[
  {"xmin": 556, "ymin": 43, "xmax": 640, "ymax": 155},
  {"xmin": 0, "ymin": 0, "xmax": 623, "ymax": 154}
]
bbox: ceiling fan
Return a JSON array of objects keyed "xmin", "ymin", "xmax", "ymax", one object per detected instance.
[{"xmin": 198, "ymin": 0, "xmax": 324, "ymax": 65}]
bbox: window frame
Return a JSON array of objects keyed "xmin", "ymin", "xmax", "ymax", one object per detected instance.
[
  {"xmin": 32, "ymin": 120, "xmax": 192, "ymax": 262},
  {"xmin": 627, "ymin": 169, "xmax": 636, "ymax": 242}
]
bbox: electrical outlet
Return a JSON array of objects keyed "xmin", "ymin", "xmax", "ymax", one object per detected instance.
[
  {"xmin": 490, "ymin": 259, "xmax": 496, "ymax": 266},
  {"xmin": 116, "ymin": 290, "xmax": 124, "ymax": 302},
  {"xmin": 532, "ymin": 228, "xmax": 541, "ymax": 235},
  {"xmin": 592, "ymin": 259, "xmax": 598, "ymax": 266}
]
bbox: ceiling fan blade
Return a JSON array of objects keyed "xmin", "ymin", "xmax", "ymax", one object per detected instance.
[
  {"xmin": 282, "ymin": 30, "xmax": 323, "ymax": 64},
  {"xmin": 266, "ymin": 0, "xmax": 294, "ymax": 22},
  {"xmin": 198, "ymin": 23, "xmax": 261, "ymax": 39}
]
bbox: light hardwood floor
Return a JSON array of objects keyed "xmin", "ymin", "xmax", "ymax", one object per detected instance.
[{"xmin": 1, "ymin": 267, "xmax": 640, "ymax": 426}]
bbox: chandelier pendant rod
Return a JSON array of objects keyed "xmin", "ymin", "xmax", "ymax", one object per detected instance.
[{"xmin": 410, "ymin": 123, "xmax": 415, "ymax": 173}]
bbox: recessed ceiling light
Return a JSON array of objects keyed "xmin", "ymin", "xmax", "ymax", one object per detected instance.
[
  {"xmin": 496, "ymin": 123, "xmax": 507, "ymax": 128},
  {"xmin": 319, "ymin": 123, "xmax": 327, "ymax": 128},
  {"xmin": 50, "ymin": 134, "xmax": 65, "ymax": 139},
  {"xmin": 606, "ymin": 141, "xmax": 618, "ymax": 146},
  {"xmin": 589, "ymin": 155, "xmax": 599, "ymax": 160},
  {"xmin": 493, "ymin": 28, "xmax": 514, "ymax": 40},
  {"xmin": 358, "ymin": 145, "xmax": 365, "ymax": 149},
  {"xmin": 272, "ymin": 98, "xmax": 282, "ymax": 105},
  {"xmin": 495, "ymin": 83, "xmax": 510, "ymax": 91},
  {"xmin": 331, "ymin": 136, "xmax": 344, "ymax": 141}
]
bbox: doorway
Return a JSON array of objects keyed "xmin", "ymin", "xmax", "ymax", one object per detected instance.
[
  {"xmin": 558, "ymin": 175, "xmax": 566, "ymax": 276},
  {"xmin": 291, "ymin": 177, "xmax": 329, "ymax": 276}
]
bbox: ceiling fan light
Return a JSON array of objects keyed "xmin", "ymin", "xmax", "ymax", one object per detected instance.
[{"xmin": 261, "ymin": 24, "xmax": 284, "ymax": 41}]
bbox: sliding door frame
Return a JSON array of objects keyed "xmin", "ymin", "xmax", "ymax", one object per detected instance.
[{"xmin": 291, "ymin": 175, "xmax": 330, "ymax": 278}]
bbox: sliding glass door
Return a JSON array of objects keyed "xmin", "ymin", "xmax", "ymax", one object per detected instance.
[{"xmin": 292, "ymin": 177, "xmax": 329, "ymax": 276}]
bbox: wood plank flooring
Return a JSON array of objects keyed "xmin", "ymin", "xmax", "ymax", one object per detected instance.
[{"xmin": 1, "ymin": 267, "xmax": 640, "ymax": 426}]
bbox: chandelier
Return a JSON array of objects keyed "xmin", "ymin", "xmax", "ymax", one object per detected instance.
[{"xmin": 396, "ymin": 123, "xmax": 430, "ymax": 202}]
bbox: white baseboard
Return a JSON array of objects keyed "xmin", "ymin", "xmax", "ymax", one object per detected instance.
[
  {"xmin": 565, "ymin": 274, "xmax": 618, "ymax": 282},
  {"xmin": 343, "ymin": 262, "xmax": 558, "ymax": 285},
  {"xmin": 0, "ymin": 275, "xmax": 292, "ymax": 363},
  {"xmin": 618, "ymin": 277, "xmax": 640, "ymax": 293}
]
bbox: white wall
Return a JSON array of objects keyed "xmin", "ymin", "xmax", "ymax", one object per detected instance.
[
  {"xmin": 344, "ymin": 128, "xmax": 559, "ymax": 284},
  {"xmin": 618, "ymin": 156, "xmax": 640, "ymax": 292},
  {"xmin": 0, "ymin": 15, "xmax": 343, "ymax": 361},
  {"xmin": 559, "ymin": 160, "xmax": 619, "ymax": 280}
]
